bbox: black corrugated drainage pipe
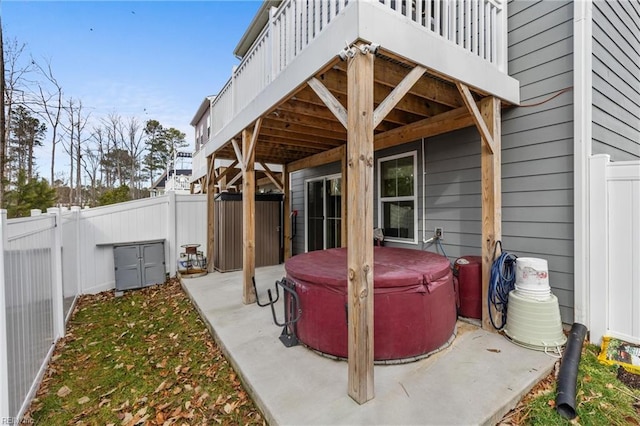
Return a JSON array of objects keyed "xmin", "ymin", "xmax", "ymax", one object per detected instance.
[{"xmin": 555, "ymin": 322, "xmax": 588, "ymax": 419}]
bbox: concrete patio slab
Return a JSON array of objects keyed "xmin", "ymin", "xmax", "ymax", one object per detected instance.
[{"xmin": 181, "ymin": 265, "xmax": 557, "ymax": 425}]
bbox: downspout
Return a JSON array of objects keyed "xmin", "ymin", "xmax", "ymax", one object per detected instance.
[
  {"xmin": 573, "ymin": 0, "xmax": 593, "ymax": 332},
  {"xmin": 421, "ymin": 137, "xmax": 428, "ymax": 244}
]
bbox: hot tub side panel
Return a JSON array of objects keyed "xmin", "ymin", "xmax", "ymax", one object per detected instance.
[{"xmin": 289, "ymin": 270, "xmax": 457, "ymax": 361}]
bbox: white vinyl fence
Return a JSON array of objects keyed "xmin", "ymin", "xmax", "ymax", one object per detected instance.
[
  {"xmin": 589, "ymin": 155, "xmax": 640, "ymax": 345},
  {"xmin": 0, "ymin": 193, "xmax": 206, "ymax": 422}
]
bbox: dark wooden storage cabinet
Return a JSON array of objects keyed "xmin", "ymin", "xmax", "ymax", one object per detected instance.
[
  {"xmin": 114, "ymin": 240, "xmax": 166, "ymax": 290},
  {"xmin": 214, "ymin": 193, "xmax": 283, "ymax": 272}
]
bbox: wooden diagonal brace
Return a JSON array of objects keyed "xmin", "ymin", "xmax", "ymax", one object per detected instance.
[
  {"xmin": 308, "ymin": 77, "xmax": 348, "ymax": 129},
  {"xmin": 227, "ymin": 170, "xmax": 243, "ymax": 187},
  {"xmin": 231, "ymin": 138, "xmax": 245, "ymax": 171},
  {"xmin": 244, "ymin": 118, "xmax": 262, "ymax": 170},
  {"xmin": 259, "ymin": 162, "xmax": 283, "ymax": 192},
  {"xmin": 373, "ymin": 65, "xmax": 426, "ymax": 127},
  {"xmin": 457, "ymin": 82, "xmax": 496, "ymax": 154}
]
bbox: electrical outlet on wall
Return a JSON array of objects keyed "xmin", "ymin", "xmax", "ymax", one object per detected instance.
[{"xmin": 435, "ymin": 227, "xmax": 444, "ymax": 240}]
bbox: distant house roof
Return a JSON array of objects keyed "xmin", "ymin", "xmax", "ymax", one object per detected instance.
[
  {"xmin": 190, "ymin": 95, "xmax": 216, "ymax": 126},
  {"xmin": 151, "ymin": 169, "xmax": 192, "ymax": 190},
  {"xmin": 233, "ymin": 1, "xmax": 283, "ymax": 59}
]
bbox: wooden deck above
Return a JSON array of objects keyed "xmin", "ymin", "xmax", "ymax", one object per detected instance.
[{"xmin": 192, "ymin": 0, "xmax": 519, "ymax": 178}]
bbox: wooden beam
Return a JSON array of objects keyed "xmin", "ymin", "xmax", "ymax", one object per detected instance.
[
  {"xmin": 457, "ymin": 83, "xmax": 495, "ymax": 154},
  {"xmin": 346, "ymin": 48, "xmax": 375, "ymax": 404},
  {"xmin": 231, "ymin": 138, "xmax": 245, "ymax": 171},
  {"xmin": 259, "ymin": 162, "xmax": 284, "ymax": 192},
  {"xmin": 373, "ymin": 65, "xmax": 426, "ymax": 127},
  {"xmin": 287, "ymin": 144, "xmax": 345, "ymax": 172},
  {"xmin": 242, "ymin": 127, "xmax": 256, "ymax": 304},
  {"xmin": 336, "ymin": 59, "xmax": 463, "ymax": 108},
  {"xmin": 374, "ymin": 105, "xmax": 475, "ymax": 150},
  {"xmin": 307, "ymin": 77, "xmax": 348, "ymax": 128},
  {"xmin": 244, "ymin": 118, "xmax": 262, "ymax": 170},
  {"xmin": 206, "ymin": 154, "xmax": 216, "ymax": 272},
  {"xmin": 267, "ymin": 108, "xmax": 350, "ymax": 134},
  {"xmin": 308, "ymin": 72, "xmax": 439, "ymax": 126},
  {"xmin": 259, "ymin": 128, "xmax": 342, "ymax": 149},
  {"xmin": 283, "ymin": 164, "xmax": 291, "ymax": 260},
  {"xmin": 480, "ymin": 96, "xmax": 502, "ymax": 330},
  {"xmin": 262, "ymin": 117, "xmax": 346, "ymax": 141}
]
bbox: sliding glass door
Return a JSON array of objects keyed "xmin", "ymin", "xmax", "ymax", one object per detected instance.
[{"xmin": 306, "ymin": 175, "xmax": 342, "ymax": 252}]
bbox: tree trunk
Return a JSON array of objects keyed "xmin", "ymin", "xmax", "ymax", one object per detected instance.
[
  {"xmin": 50, "ymin": 125, "xmax": 57, "ymax": 185},
  {"xmin": 0, "ymin": 18, "xmax": 6, "ymax": 207},
  {"xmin": 76, "ymin": 121, "xmax": 81, "ymax": 205}
]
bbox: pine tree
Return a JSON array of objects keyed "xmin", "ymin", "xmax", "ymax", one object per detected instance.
[
  {"xmin": 8, "ymin": 106, "xmax": 46, "ymax": 182},
  {"xmin": 5, "ymin": 170, "xmax": 56, "ymax": 218}
]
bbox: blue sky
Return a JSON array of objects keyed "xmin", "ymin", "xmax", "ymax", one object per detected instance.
[{"xmin": 2, "ymin": 0, "xmax": 262, "ymax": 177}]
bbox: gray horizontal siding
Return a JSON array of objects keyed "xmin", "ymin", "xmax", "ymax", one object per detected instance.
[
  {"xmin": 592, "ymin": 0, "xmax": 640, "ymax": 160},
  {"xmin": 287, "ymin": 0, "xmax": 577, "ymax": 324},
  {"xmin": 424, "ymin": 127, "xmax": 481, "ymax": 261},
  {"xmin": 506, "ymin": 0, "xmax": 575, "ymax": 323}
]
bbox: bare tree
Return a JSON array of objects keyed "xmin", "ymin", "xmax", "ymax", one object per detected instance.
[
  {"xmin": 121, "ymin": 116, "xmax": 145, "ymax": 196},
  {"xmin": 102, "ymin": 113, "xmax": 124, "ymax": 186},
  {"xmin": 62, "ymin": 98, "xmax": 90, "ymax": 206},
  {"xmin": 2, "ymin": 34, "xmax": 34, "ymax": 204},
  {"xmin": 0, "ymin": 18, "xmax": 6, "ymax": 207},
  {"xmin": 82, "ymin": 133, "xmax": 102, "ymax": 206},
  {"xmin": 33, "ymin": 59, "xmax": 63, "ymax": 186}
]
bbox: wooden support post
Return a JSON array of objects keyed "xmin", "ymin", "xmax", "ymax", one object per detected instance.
[
  {"xmin": 206, "ymin": 154, "xmax": 216, "ymax": 272},
  {"xmin": 283, "ymin": 164, "xmax": 292, "ymax": 260},
  {"xmin": 480, "ymin": 96, "xmax": 502, "ymax": 330},
  {"xmin": 346, "ymin": 47, "xmax": 375, "ymax": 404},
  {"xmin": 242, "ymin": 128, "xmax": 256, "ymax": 304}
]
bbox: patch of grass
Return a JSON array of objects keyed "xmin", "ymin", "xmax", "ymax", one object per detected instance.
[
  {"xmin": 504, "ymin": 344, "xmax": 640, "ymax": 425},
  {"xmin": 25, "ymin": 279, "xmax": 264, "ymax": 425}
]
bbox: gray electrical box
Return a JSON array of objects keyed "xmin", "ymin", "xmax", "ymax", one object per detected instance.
[{"xmin": 114, "ymin": 240, "xmax": 166, "ymax": 291}]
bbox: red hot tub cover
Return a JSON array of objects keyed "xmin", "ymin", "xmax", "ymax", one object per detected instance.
[{"xmin": 285, "ymin": 247, "xmax": 456, "ymax": 361}]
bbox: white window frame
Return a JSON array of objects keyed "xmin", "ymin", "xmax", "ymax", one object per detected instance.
[{"xmin": 377, "ymin": 151, "xmax": 418, "ymax": 244}]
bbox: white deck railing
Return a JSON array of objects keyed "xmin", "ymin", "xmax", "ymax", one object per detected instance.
[
  {"xmin": 165, "ymin": 175, "xmax": 192, "ymax": 192},
  {"xmin": 207, "ymin": 0, "xmax": 505, "ymax": 138}
]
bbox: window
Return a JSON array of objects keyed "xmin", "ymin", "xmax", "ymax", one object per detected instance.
[{"xmin": 378, "ymin": 152, "xmax": 417, "ymax": 243}]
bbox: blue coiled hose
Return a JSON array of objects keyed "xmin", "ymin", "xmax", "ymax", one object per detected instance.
[{"xmin": 488, "ymin": 246, "xmax": 517, "ymax": 330}]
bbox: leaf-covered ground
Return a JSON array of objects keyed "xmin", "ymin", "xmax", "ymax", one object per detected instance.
[
  {"xmin": 501, "ymin": 344, "xmax": 640, "ymax": 425},
  {"xmin": 25, "ymin": 279, "xmax": 265, "ymax": 425}
]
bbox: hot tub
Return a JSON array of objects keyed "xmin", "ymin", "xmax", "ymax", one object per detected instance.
[{"xmin": 284, "ymin": 247, "xmax": 456, "ymax": 362}]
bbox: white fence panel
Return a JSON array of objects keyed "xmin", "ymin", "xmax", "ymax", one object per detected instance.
[
  {"xmin": 77, "ymin": 194, "xmax": 207, "ymax": 294},
  {"xmin": 3, "ymin": 213, "xmax": 57, "ymax": 420},
  {"xmin": 175, "ymin": 194, "xmax": 207, "ymax": 252},
  {"xmin": 61, "ymin": 208, "xmax": 81, "ymax": 319},
  {"xmin": 78, "ymin": 197, "xmax": 170, "ymax": 294},
  {"xmin": 0, "ymin": 195, "xmax": 207, "ymax": 422},
  {"xmin": 589, "ymin": 155, "xmax": 640, "ymax": 344}
]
